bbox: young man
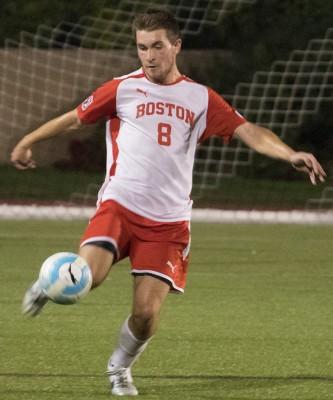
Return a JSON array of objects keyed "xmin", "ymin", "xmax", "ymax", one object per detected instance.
[{"xmin": 11, "ymin": 8, "xmax": 326, "ymax": 397}]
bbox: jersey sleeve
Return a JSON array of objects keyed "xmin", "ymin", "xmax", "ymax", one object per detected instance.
[
  {"xmin": 76, "ymin": 79, "xmax": 121, "ymax": 124},
  {"xmin": 199, "ymin": 87, "xmax": 247, "ymax": 143}
]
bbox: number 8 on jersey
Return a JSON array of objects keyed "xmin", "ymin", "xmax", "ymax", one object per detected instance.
[{"xmin": 158, "ymin": 122, "xmax": 172, "ymax": 146}]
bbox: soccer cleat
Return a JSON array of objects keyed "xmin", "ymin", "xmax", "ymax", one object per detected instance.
[
  {"xmin": 22, "ymin": 281, "xmax": 49, "ymax": 317},
  {"xmin": 107, "ymin": 365, "xmax": 138, "ymax": 396}
]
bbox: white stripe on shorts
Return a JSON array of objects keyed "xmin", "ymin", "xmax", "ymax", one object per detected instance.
[
  {"xmin": 81, "ymin": 236, "xmax": 119, "ymax": 259},
  {"xmin": 131, "ymin": 269, "xmax": 184, "ymax": 293}
]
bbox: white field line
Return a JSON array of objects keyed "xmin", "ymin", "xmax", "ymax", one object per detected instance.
[{"xmin": 1, "ymin": 204, "xmax": 333, "ymax": 224}]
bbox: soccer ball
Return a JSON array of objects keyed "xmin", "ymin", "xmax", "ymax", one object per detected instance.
[{"xmin": 38, "ymin": 252, "xmax": 92, "ymax": 305}]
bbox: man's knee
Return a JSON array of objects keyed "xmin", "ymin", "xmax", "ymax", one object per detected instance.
[
  {"xmin": 130, "ymin": 275, "xmax": 170, "ymax": 339},
  {"xmin": 132, "ymin": 303, "xmax": 159, "ymax": 325},
  {"xmin": 131, "ymin": 303, "xmax": 161, "ymax": 339},
  {"xmin": 79, "ymin": 244, "xmax": 115, "ymax": 289}
]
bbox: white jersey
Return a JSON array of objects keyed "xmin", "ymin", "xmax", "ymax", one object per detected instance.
[{"xmin": 77, "ymin": 68, "xmax": 246, "ymax": 222}]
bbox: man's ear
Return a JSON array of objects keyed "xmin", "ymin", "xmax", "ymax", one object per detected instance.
[{"xmin": 174, "ymin": 38, "xmax": 182, "ymax": 54}]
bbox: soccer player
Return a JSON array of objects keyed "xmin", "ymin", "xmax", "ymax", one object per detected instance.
[{"xmin": 11, "ymin": 8, "xmax": 326, "ymax": 397}]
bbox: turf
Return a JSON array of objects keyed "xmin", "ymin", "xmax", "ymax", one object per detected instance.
[{"xmin": 1, "ymin": 221, "xmax": 333, "ymax": 399}]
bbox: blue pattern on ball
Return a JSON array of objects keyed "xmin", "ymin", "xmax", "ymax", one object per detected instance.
[
  {"xmin": 63, "ymin": 266, "xmax": 90, "ymax": 295},
  {"xmin": 39, "ymin": 252, "xmax": 92, "ymax": 305},
  {"xmin": 49, "ymin": 254, "xmax": 74, "ymax": 286}
]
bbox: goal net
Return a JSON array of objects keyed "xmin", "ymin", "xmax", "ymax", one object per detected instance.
[{"xmin": 1, "ymin": 0, "xmax": 332, "ymax": 222}]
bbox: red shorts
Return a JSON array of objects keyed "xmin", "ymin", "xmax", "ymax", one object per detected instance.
[{"xmin": 80, "ymin": 200, "xmax": 191, "ymax": 293}]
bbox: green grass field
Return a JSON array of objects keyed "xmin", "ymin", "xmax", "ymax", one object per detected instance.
[{"xmin": 1, "ymin": 221, "xmax": 333, "ymax": 400}]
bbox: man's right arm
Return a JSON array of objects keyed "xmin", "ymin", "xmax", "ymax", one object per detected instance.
[{"xmin": 11, "ymin": 109, "xmax": 82, "ymax": 170}]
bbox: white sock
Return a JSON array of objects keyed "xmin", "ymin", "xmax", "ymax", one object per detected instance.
[{"xmin": 108, "ymin": 316, "xmax": 150, "ymax": 369}]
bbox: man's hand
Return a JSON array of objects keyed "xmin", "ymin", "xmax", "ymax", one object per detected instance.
[
  {"xmin": 290, "ymin": 152, "xmax": 326, "ymax": 185},
  {"xmin": 11, "ymin": 146, "xmax": 36, "ymax": 170},
  {"xmin": 235, "ymin": 123, "xmax": 327, "ymax": 185}
]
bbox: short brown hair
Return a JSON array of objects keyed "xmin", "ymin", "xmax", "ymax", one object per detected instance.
[{"xmin": 132, "ymin": 8, "xmax": 181, "ymax": 43}]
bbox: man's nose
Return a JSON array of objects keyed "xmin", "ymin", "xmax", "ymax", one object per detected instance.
[{"xmin": 147, "ymin": 48, "xmax": 156, "ymax": 61}]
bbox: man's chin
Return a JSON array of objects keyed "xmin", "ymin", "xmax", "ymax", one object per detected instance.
[{"xmin": 144, "ymin": 68, "xmax": 164, "ymax": 83}]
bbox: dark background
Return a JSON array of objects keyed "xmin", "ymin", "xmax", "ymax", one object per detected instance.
[{"xmin": 1, "ymin": 0, "xmax": 332, "ymax": 206}]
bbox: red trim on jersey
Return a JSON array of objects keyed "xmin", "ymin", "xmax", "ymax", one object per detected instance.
[
  {"xmin": 199, "ymin": 87, "xmax": 247, "ymax": 144},
  {"xmin": 183, "ymin": 76, "xmax": 195, "ymax": 83},
  {"xmin": 142, "ymin": 70, "xmax": 186, "ymax": 86},
  {"xmin": 76, "ymin": 72, "xmax": 145, "ymax": 125},
  {"xmin": 127, "ymin": 72, "xmax": 145, "ymax": 80},
  {"xmin": 109, "ymin": 117, "xmax": 121, "ymax": 177},
  {"xmin": 77, "ymin": 80, "xmax": 119, "ymax": 124}
]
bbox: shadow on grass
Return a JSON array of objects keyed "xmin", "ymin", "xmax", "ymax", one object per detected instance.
[
  {"xmin": 1, "ymin": 373, "xmax": 333, "ymax": 400},
  {"xmin": 1, "ymin": 372, "xmax": 333, "ymax": 381}
]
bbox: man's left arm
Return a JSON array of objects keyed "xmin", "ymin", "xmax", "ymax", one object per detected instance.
[{"xmin": 235, "ymin": 122, "xmax": 326, "ymax": 185}]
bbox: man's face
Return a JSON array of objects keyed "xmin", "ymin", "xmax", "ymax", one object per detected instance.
[{"xmin": 136, "ymin": 29, "xmax": 181, "ymax": 84}]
